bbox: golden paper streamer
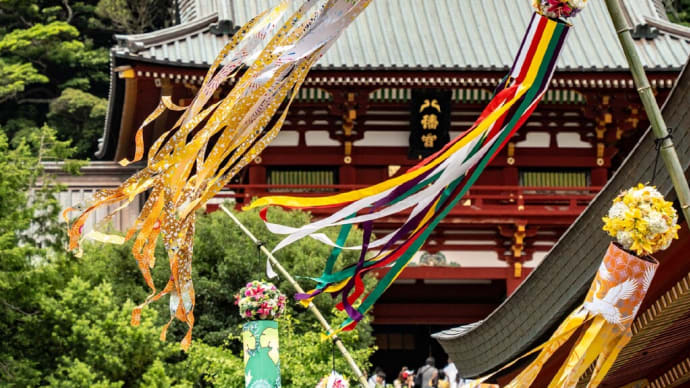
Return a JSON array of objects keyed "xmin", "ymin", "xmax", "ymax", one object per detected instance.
[{"xmin": 64, "ymin": 0, "xmax": 372, "ymax": 350}]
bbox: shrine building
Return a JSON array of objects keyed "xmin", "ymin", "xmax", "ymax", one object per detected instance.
[{"xmin": 53, "ymin": 0, "xmax": 690, "ymax": 376}]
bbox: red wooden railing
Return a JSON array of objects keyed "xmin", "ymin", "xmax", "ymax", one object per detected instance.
[{"xmin": 211, "ymin": 184, "xmax": 601, "ymax": 220}]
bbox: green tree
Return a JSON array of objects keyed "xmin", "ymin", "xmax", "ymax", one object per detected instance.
[
  {"xmin": 0, "ymin": 60, "xmax": 49, "ymax": 104},
  {"xmin": 665, "ymin": 0, "xmax": 690, "ymax": 25},
  {"xmin": 0, "ymin": 1, "xmax": 172, "ymax": 158},
  {"xmin": 3, "ymin": 190, "xmax": 376, "ymax": 386},
  {"xmin": 189, "ymin": 206, "xmax": 375, "ymax": 348},
  {"xmin": 48, "ymin": 88, "xmax": 108, "ymax": 158},
  {"xmin": 0, "ymin": 1, "xmax": 109, "ymax": 157},
  {"xmin": 95, "ymin": 0, "xmax": 175, "ymax": 34},
  {"xmin": 0, "ymin": 124, "xmax": 87, "ymax": 386},
  {"xmin": 41, "ymin": 278, "xmax": 180, "ymax": 387},
  {"xmin": 79, "ymin": 205, "xmax": 377, "ymax": 359}
]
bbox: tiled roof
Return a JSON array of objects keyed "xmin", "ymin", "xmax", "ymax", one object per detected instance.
[
  {"xmin": 432, "ymin": 56, "xmax": 690, "ymax": 378},
  {"xmin": 114, "ymin": 0, "xmax": 690, "ymax": 71}
]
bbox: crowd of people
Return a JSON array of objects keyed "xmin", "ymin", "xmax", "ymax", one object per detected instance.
[{"xmin": 367, "ymin": 357, "xmax": 465, "ymax": 388}]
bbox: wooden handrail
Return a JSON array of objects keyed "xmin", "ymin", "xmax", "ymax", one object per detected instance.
[
  {"xmin": 210, "ymin": 185, "xmax": 602, "ymax": 217},
  {"xmin": 223, "ymin": 184, "xmax": 602, "ymax": 192}
]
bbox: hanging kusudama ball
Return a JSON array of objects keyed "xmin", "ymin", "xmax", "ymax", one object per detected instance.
[
  {"xmin": 533, "ymin": 0, "xmax": 588, "ymax": 19},
  {"xmin": 235, "ymin": 280, "xmax": 287, "ymax": 321},
  {"xmin": 603, "ymin": 183, "xmax": 680, "ymax": 256}
]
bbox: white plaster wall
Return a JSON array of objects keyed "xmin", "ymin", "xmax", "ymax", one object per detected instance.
[
  {"xmin": 354, "ymin": 131, "xmax": 409, "ymax": 147},
  {"xmin": 305, "ymin": 130, "xmax": 341, "ymax": 146},
  {"xmin": 268, "ymin": 131, "xmax": 299, "ymax": 146}
]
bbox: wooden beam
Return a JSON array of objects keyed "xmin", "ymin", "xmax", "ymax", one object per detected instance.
[
  {"xmin": 372, "ymin": 266, "xmax": 533, "ymax": 280},
  {"xmin": 372, "ymin": 303, "xmax": 497, "ymax": 325},
  {"xmin": 114, "ymin": 77, "xmax": 138, "ymax": 162},
  {"xmin": 125, "ymin": 63, "xmax": 679, "ymax": 90},
  {"xmin": 649, "ymin": 356, "xmax": 690, "ymax": 388}
]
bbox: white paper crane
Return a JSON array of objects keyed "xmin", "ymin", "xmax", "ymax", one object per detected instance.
[{"xmin": 583, "ymin": 278, "xmax": 639, "ymax": 326}]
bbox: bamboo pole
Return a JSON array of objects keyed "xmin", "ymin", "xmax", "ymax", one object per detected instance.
[
  {"xmin": 604, "ymin": 0, "xmax": 690, "ymax": 223},
  {"xmin": 219, "ymin": 205, "xmax": 370, "ymax": 388}
]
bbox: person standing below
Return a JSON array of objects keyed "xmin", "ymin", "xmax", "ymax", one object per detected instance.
[
  {"xmin": 394, "ymin": 367, "xmax": 409, "ymax": 388},
  {"xmin": 437, "ymin": 371, "xmax": 450, "ymax": 388},
  {"xmin": 369, "ymin": 367, "xmax": 384, "ymax": 387},
  {"xmin": 372, "ymin": 370, "xmax": 387, "ymax": 387},
  {"xmin": 405, "ymin": 371, "xmax": 415, "ymax": 388},
  {"xmin": 443, "ymin": 360, "xmax": 458, "ymax": 388},
  {"xmin": 415, "ymin": 357, "xmax": 438, "ymax": 388}
]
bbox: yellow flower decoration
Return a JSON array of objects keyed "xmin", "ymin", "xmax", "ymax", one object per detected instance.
[{"xmin": 602, "ymin": 184, "xmax": 680, "ymax": 256}]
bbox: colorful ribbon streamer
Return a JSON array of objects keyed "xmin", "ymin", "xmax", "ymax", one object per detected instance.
[
  {"xmin": 64, "ymin": 0, "xmax": 372, "ymax": 350},
  {"xmin": 248, "ymin": 12, "xmax": 571, "ymax": 334}
]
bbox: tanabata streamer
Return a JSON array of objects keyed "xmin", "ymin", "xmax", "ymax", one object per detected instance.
[
  {"xmin": 464, "ymin": 243, "xmax": 658, "ymax": 388},
  {"xmin": 462, "ymin": 186, "xmax": 677, "ymax": 386},
  {"xmin": 63, "ymin": 0, "xmax": 371, "ymax": 350},
  {"xmin": 248, "ymin": 11, "xmax": 575, "ymax": 335}
]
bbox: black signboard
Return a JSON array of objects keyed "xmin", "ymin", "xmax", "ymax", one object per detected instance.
[{"xmin": 409, "ymin": 89, "xmax": 452, "ymax": 159}]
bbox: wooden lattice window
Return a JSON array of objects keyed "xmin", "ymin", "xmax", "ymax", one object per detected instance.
[
  {"xmin": 375, "ymin": 333, "xmax": 416, "ymax": 351},
  {"xmin": 519, "ymin": 169, "xmax": 590, "ymax": 188},
  {"xmin": 267, "ymin": 167, "xmax": 337, "ymax": 192}
]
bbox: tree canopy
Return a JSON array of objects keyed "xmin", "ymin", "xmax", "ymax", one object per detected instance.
[
  {"xmin": 2, "ymin": 167, "xmax": 375, "ymax": 387},
  {"xmin": 666, "ymin": 0, "xmax": 690, "ymax": 25},
  {"xmin": 0, "ymin": 2, "xmax": 376, "ymax": 386},
  {"xmin": 0, "ymin": 106, "xmax": 375, "ymax": 387},
  {"xmin": 0, "ymin": 0, "xmax": 172, "ymax": 159}
]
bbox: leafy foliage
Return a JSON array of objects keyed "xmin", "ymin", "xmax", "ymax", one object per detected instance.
[
  {"xmin": 40, "ymin": 279, "xmax": 180, "ymax": 387},
  {"xmin": 0, "ymin": 3, "xmax": 376, "ymax": 386},
  {"xmin": 1, "ymin": 148, "xmax": 376, "ymax": 386},
  {"xmin": 0, "ymin": 124, "xmax": 92, "ymax": 386},
  {"xmin": 666, "ymin": 0, "xmax": 690, "ymax": 25},
  {"xmin": 185, "ymin": 206, "xmax": 375, "ymax": 349},
  {"xmin": 77, "ymin": 205, "xmax": 377, "ymax": 369},
  {"xmin": 95, "ymin": 0, "xmax": 176, "ymax": 34},
  {"xmin": 0, "ymin": 59, "xmax": 49, "ymax": 104},
  {"xmin": 0, "ymin": 0, "xmax": 171, "ymax": 159},
  {"xmin": 48, "ymin": 88, "xmax": 108, "ymax": 157}
]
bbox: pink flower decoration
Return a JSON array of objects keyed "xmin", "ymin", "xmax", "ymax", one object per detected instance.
[
  {"xmin": 545, "ymin": 0, "xmax": 575, "ymax": 17},
  {"xmin": 236, "ymin": 281, "xmax": 286, "ymax": 320}
]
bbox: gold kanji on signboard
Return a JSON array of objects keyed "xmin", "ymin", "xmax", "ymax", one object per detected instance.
[
  {"xmin": 419, "ymin": 98, "xmax": 441, "ymax": 113},
  {"xmin": 421, "ymin": 133, "xmax": 437, "ymax": 148},
  {"xmin": 421, "ymin": 114, "xmax": 439, "ymax": 130}
]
